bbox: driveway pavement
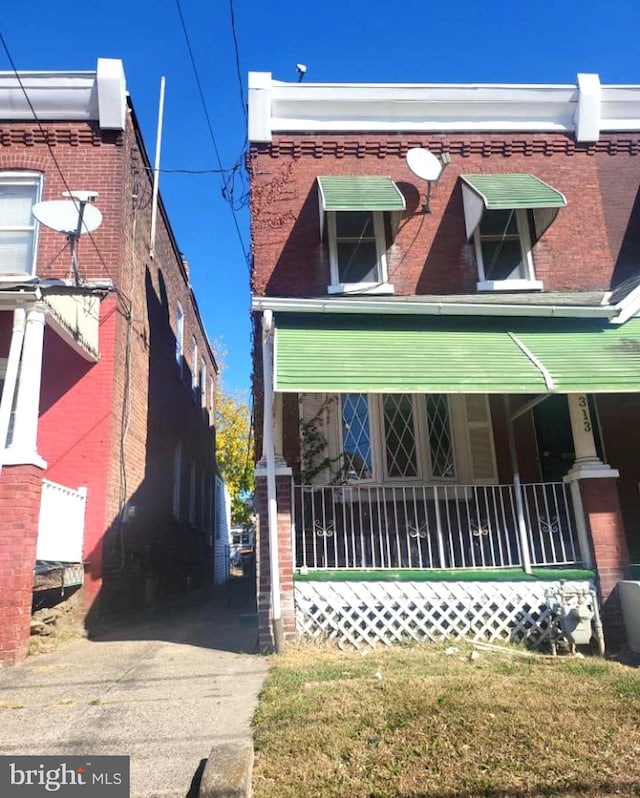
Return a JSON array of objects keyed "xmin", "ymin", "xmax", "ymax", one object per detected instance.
[{"xmin": 0, "ymin": 582, "xmax": 267, "ymax": 798}]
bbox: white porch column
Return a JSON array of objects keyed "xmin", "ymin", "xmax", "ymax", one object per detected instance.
[
  {"xmin": 564, "ymin": 394, "xmax": 619, "ymax": 571},
  {"xmin": 5, "ymin": 303, "xmax": 47, "ymax": 467}
]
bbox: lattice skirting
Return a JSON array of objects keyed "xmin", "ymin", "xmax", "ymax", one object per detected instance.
[{"xmin": 295, "ymin": 580, "xmax": 595, "ymax": 649}]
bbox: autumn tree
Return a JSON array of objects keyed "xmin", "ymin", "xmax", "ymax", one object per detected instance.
[{"xmin": 213, "ymin": 341, "xmax": 254, "ymax": 526}]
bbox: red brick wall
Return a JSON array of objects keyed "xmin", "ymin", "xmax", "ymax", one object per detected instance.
[
  {"xmin": 0, "ymin": 112, "xmax": 218, "ymax": 628},
  {"xmin": 255, "ymin": 473, "xmax": 296, "ymax": 652},
  {"xmin": 0, "ymin": 464, "xmax": 44, "ymax": 664},
  {"xmin": 250, "ymin": 133, "xmax": 640, "ymax": 298}
]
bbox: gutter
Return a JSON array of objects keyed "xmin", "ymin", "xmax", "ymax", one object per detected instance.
[{"xmin": 251, "ymin": 296, "xmax": 616, "ymax": 320}]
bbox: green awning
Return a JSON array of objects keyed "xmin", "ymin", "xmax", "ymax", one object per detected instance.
[
  {"xmin": 274, "ymin": 314, "xmax": 640, "ymax": 394},
  {"xmin": 317, "ymin": 175, "xmax": 406, "ymax": 212},
  {"xmin": 460, "ymin": 174, "xmax": 567, "ymax": 239}
]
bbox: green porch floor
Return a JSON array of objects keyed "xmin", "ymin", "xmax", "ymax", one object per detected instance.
[{"xmin": 294, "ymin": 567, "xmax": 596, "ymax": 583}]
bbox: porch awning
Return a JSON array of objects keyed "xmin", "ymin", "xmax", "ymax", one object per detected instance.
[
  {"xmin": 460, "ymin": 173, "xmax": 567, "ymax": 239},
  {"xmin": 317, "ymin": 176, "xmax": 406, "ymax": 211},
  {"xmin": 273, "ymin": 313, "xmax": 640, "ymax": 394}
]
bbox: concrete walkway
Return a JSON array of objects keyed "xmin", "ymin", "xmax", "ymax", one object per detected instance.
[{"xmin": 0, "ymin": 584, "xmax": 267, "ymax": 798}]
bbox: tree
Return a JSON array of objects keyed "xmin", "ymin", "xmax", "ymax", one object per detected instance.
[{"xmin": 213, "ymin": 340, "xmax": 254, "ymax": 526}]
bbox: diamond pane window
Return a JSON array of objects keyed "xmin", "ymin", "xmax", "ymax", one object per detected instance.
[
  {"xmin": 341, "ymin": 394, "xmax": 372, "ymax": 480},
  {"xmin": 383, "ymin": 394, "xmax": 418, "ymax": 478},
  {"xmin": 426, "ymin": 395, "xmax": 455, "ymax": 478}
]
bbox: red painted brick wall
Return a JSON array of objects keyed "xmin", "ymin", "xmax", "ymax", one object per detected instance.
[{"xmin": 0, "ymin": 464, "xmax": 44, "ymax": 664}]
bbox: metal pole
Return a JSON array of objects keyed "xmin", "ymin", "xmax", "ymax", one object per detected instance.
[
  {"xmin": 504, "ymin": 395, "xmax": 532, "ymax": 574},
  {"xmin": 150, "ymin": 76, "xmax": 166, "ymax": 259},
  {"xmin": 262, "ymin": 310, "xmax": 284, "ymax": 653}
]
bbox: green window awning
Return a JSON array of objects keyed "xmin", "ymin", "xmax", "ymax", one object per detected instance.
[
  {"xmin": 317, "ymin": 175, "xmax": 406, "ymax": 212},
  {"xmin": 460, "ymin": 173, "xmax": 567, "ymax": 239},
  {"xmin": 274, "ymin": 313, "xmax": 640, "ymax": 394}
]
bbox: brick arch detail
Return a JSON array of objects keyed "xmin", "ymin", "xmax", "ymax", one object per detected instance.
[{"xmin": 0, "ymin": 154, "xmax": 48, "ymax": 172}]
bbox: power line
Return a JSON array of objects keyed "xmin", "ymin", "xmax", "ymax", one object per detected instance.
[
  {"xmin": 228, "ymin": 0, "xmax": 248, "ymax": 128},
  {"xmin": 173, "ymin": 0, "xmax": 251, "ymax": 269}
]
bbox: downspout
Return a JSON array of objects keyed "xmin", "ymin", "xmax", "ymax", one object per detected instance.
[
  {"xmin": 0, "ymin": 306, "xmax": 27, "ymax": 476},
  {"xmin": 262, "ymin": 309, "xmax": 284, "ymax": 653},
  {"xmin": 504, "ymin": 396, "xmax": 532, "ymax": 574}
]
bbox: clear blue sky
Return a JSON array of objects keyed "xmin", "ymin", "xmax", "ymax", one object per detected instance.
[{"xmin": 3, "ymin": 0, "xmax": 640, "ymax": 394}]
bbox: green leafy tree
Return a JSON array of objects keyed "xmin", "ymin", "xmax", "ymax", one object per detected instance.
[{"xmin": 213, "ymin": 340, "xmax": 253, "ymax": 526}]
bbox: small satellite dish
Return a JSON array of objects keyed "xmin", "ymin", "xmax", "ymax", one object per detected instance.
[
  {"xmin": 406, "ymin": 148, "xmax": 443, "ymax": 182},
  {"xmin": 32, "ymin": 200, "xmax": 103, "ymax": 235}
]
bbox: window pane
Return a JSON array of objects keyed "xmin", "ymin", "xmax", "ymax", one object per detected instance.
[
  {"xmin": 426, "ymin": 395, "xmax": 455, "ymax": 478},
  {"xmin": 341, "ymin": 394, "xmax": 372, "ymax": 480},
  {"xmin": 0, "ymin": 232, "xmax": 33, "ymax": 273},
  {"xmin": 0, "ymin": 184, "xmax": 38, "ymax": 227},
  {"xmin": 480, "ymin": 238, "xmax": 524, "ymax": 281},
  {"xmin": 337, "ymin": 241, "xmax": 378, "ymax": 283},
  {"xmin": 480, "ymin": 209, "xmax": 518, "ymax": 237},
  {"xmin": 383, "ymin": 394, "xmax": 417, "ymax": 478},
  {"xmin": 335, "ymin": 211, "xmax": 374, "ymax": 238}
]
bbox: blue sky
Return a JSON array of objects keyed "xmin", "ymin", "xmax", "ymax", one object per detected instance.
[{"xmin": 2, "ymin": 0, "xmax": 640, "ymax": 394}]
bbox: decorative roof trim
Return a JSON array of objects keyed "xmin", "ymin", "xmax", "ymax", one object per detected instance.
[{"xmin": 249, "ymin": 72, "xmax": 640, "ymax": 144}]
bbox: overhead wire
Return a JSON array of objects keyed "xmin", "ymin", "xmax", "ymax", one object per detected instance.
[{"xmin": 173, "ymin": 0, "xmax": 251, "ymax": 270}]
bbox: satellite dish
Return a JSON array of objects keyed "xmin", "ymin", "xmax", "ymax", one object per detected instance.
[
  {"xmin": 32, "ymin": 200, "xmax": 103, "ymax": 235},
  {"xmin": 406, "ymin": 148, "xmax": 443, "ymax": 182}
]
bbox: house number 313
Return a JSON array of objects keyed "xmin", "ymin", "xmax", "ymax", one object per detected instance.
[{"xmin": 578, "ymin": 395, "xmax": 591, "ymax": 432}]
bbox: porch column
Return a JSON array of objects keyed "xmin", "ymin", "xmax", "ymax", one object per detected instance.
[
  {"xmin": 255, "ymin": 310, "xmax": 296, "ymax": 653},
  {"xmin": 564, "ymin": 394, "xmax": 629, "ymax": 644},
  {"xmin": 5, "ymin": 303, "xmax": 47, "ymax": 467}
]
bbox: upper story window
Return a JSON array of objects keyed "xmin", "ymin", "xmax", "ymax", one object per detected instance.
[
  {"xmin": 191, "ymin": 337, "xmax": 198, "ymax": 387},
  {"xmin": 317, "ymin": 175, "xmax": 405, "ymax": 296},
  {"xmin": 175, "ymin": 303, "xmax": 184, "ymax": 369},
  {"xmin": 199, "ymin": 359, "xmax": 206, "ymax": 408},
  {"xmin": 474, "ymin": 209, "xmax": 535, "ymax": 287},
  {"xmin": 460, "ymin": 173, "xmax": 566, "ymax": 293},
  {"xmin": 0, "ymin": 172, "xmax": 43, "ymax": 276}
]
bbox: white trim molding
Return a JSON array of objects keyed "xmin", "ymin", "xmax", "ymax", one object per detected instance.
[{"xmin": 249, "ymin": 72, "xmax": 640, "ymax": 144}]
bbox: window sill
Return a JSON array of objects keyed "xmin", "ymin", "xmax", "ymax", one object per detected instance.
[
  {"xmin": 476, "ymin": 279, "xmax": 543, "ymax": 292},
  {"xmin": 328, "ymin": 282, "xmax": 395, "ymax": 296}
]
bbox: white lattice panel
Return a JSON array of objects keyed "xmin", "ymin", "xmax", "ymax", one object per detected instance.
[{"xmin": 294, "ymin": 580, "xmax": 594, "ymax": 649}]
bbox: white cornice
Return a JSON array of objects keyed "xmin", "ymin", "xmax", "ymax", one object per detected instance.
[
  {"xmin": 251, "ymin": 296, "xmax": 616, "ymax": 319},
  {"xmin": 248, "ymin": 72, "xmax": 640, "ymax": 144},
  {"xmin": 0, "ymin": 58, "xmax": 126, "ymax": 130}
]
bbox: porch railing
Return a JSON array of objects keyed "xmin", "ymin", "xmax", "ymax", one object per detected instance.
[{"xmin": 294, "ymin": 482, "xmax": 581, "ymax": 571}]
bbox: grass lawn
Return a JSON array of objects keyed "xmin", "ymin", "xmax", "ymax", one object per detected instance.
[{"xmin": 252, "ymin": 642, "xmax": 640, "ymax": 798}]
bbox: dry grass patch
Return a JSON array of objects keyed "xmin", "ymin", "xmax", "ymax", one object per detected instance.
[{"xmin": 252, "ymin": 642, "xmax": 640, "ymax": 798}]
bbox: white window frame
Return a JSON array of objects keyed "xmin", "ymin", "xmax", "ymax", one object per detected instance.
[
  {"xmin": 474, "ymin": 209, "xmax": 543, "ymax": 292},
  {"xmin": 191, "ymin": 337, "xmax": 198, "ymax": 393},
  {"xmin": 175, "ymin": 303, "xmax": 184, "ymax": 368},
  {"xmin": 0, "ymin": 171, "xmax": 43, "ymax": 276},
  {"xmin": 326, "ymin": 210, "xmax": 394, "ymax": 295},
  {"xmin": 338, "ymin": 394, "xmax": 459, "ymax": 485},
  {"xmin": 200, "ymin": 359, "xmax": 207, "ymax": 408}
]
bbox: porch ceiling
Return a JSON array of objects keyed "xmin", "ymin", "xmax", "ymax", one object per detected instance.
[{"xmin": 274, "ymin": 313, "xmax": 640, "ymax": 394}]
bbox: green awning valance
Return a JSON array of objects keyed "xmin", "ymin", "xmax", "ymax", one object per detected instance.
[
  {"xmin": 460, "ymin": 173, "xmax": 567, "ymax": 239},
  {"xmin": 274, "ymin": 313, "xmax": 640, "ymax": 394},
  {"xmin": 317, "ymin": 175, "xmax": 406, "ymax": 212}
]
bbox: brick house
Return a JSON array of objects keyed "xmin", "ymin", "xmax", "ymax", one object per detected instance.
[
  {"xmin": 249, "ymin": 72, "xmax": 640, "ymax": 652},
  {"xmin": 0, "ymin": 59, "xmax": 218, "ymax": 664}
]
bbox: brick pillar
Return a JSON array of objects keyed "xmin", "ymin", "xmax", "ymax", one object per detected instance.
[
  {"xmin": 0, "ymin": 464, "xmax": 45, "ymax": 665},
  {"xmin": 578, "ymin": 476, "xmax": 630, "ymax": 646},
  {"xmin": 255, "ymin": 471, "xmax": 296, "ymax": 653}
]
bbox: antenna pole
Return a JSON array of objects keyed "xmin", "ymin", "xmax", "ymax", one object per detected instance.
[{"xmin": 150, "ymin": 76, "xmax": 166, "ymax": 259}]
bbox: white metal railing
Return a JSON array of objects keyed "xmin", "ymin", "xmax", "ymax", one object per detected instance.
[
  {"xmin": 294, "ymin": 482, "xmax": 581, "ymax": 571},
  {"xmin": 36, "ymin": 480, "xmax": 88, "ymax": 562}
]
